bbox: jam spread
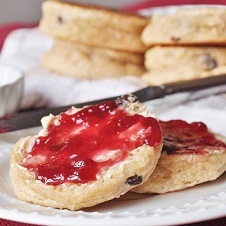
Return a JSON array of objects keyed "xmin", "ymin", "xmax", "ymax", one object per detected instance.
[
  {"xmin": 22, "ymin": 100, "xmax": 162, "ymax": 185},
  {"xmin": 160, "ymin": 120, "xmax": 226, "ymax": 155}
]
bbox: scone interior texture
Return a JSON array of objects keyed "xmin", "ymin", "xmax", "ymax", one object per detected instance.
[
  {"xmin": 10, "ymin": 96, "xmax": 163, "ymax": 210},
  {"xmin": 40, "ymin": 0, "xmax": 149, "ymax": 52},
  {"xmin": 132, "ymin": 119, "xmax": 226, "ymax": 194},
  {"xmin": 142, "ymin": 7, "xmax": 226, "ymax": 46}
]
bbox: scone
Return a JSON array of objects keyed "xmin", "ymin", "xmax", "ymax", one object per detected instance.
[
  {"xmin": 142, "ymin": 46, "xmax": 226, "ymax": 85},
  {"xmin": 10, "ymin": 95, "xmax": 163, "ymax": 210},
  {"xmin": 142, "ymin": 7, "xmax": 226, "ymax": 46},
  {"xmin": 40, "ymin": 0, "xmax": 149, "ymax": 53},
  {"xmin": 132, "ymin": 119, "xmax": 226, "ymax": 194},
  {"xmin": 41, "ymin": 39, "xmax": 145, "ymax": 79}
]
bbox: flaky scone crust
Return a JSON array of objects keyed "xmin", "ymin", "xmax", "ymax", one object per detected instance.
[
  {"xmin": 41, "ymin": 40, "xmax": 145, "ymax": 79},
  {"xmin": 141, "ymin": 46, "xmax": 226, "ymax": 85},
  {"xmin": 40, "ymin": 0, "xmax": 149, "ymax": 52},
  {"xmin": 142, "ymin": 7, "xmax": 226, "ymax": 46}
]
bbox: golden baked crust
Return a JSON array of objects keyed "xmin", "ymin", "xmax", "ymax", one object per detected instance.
[
  {"xmin": 142, "ymin": 46, "xmax": 226, "ymax": 85},
  {"xmin": 142, "ymin": 7, "xmax": 226, "ymax": 46},
  {"xmin": 41, "ymin": 39, "xmax": 145, "ymax": 79},
  {"xmin": 132, "ymin": 148, "xmax": 226, "ymax": 194},
  {"xmin": 39, "ymin": 0, "xmax": 149, "ymax": 52},
  {"xmin": 10, "ymin": 99, "xmax": 162, "ymax": 210},
  {"xmin": 132, "ymin": 130, "xmax": 226, "ymax": 194}
]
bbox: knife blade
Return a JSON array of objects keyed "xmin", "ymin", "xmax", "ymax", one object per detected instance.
[{"xmin": 1, "ymin": 74, "xmax": 226, "ymax": 132}]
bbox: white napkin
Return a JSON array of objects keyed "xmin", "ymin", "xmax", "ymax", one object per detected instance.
[
  {"xmin": 1, "ymin": 27, "xmax": 226, "ymax": 115},
  {"xmin": 0, "ymin": 28, "xmax": 147, "ymax": 110}
]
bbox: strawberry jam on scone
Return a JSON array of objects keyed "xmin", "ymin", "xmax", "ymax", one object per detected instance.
[{"xmin": 10, "ymin": 95, "xmax": 162, "ymax": 210}]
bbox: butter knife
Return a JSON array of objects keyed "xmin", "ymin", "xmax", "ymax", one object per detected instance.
[{"xmin": 1, "ymin": 74, "xmax": 226, "ymax": 132}]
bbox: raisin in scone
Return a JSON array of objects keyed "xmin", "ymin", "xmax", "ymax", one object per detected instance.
[
  {"xmin": 10, "ymin": 96, "xmax": 163, "ymax": 210},
  {"xmin": 40, "ymin": 0, "xmax": 149, "ymax": 53},
  {"xmin": 132, "ymin": 119, "xmax": 226, "ymax": 194},
  {"xmin": 142, "ymin": 7, "xmax": 226, "ymax": 46},
  {"xmin": 41, "ymin": 39, "xmax": 145, "ymax": 79},
  {"xmin": 142, "ymin": 46, "xmax": 226, "ymax": 85}
]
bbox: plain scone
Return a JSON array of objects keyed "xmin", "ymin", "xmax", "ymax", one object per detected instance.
[
  {"xmin": 142, "ymin": 46, "xmax": 226, "ymax": 85},
  {"xmin": 10, "ymin": 97, "xmax": 163, "ymax": 210},
  {"xmin": 42, "ymin": 40, "xmax": 145, "ymax": 79},
  {"xmin": 142, "ymin": 7, "xmax": 226, "ymax": 46},
  {"xmin": 40, "ymin": 0, "xmax": 149, "ymax": 53},
  {"xmin": 132, "ymin": 121, "xmax": 226, "ymax": 194}
]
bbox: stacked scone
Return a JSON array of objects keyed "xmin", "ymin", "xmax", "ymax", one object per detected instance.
[
  {"xmin": 39, "ymin": 0, "xmax": 149, "ymax": 79},
  {"xmin": 141, "ymin": 7, "xmax": 226, "ymax": 85}
]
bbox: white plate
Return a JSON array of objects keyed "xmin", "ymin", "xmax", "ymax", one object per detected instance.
[{"xmin": 0, "ymin": 105, "xmax": 226, "ymax": 226}]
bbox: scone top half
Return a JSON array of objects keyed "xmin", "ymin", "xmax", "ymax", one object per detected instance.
[
  {"xmin": 20, "ymin": 96, "xmax": 162, "ymax": 186},
  {"xmin": 10, "ymin": 96, "xmax": 162, "ymax": 210},
  {"xmin": 142, "ymin": 7, "xmax": 226, "ymax": 46},
  {"xmin": 39, "ymin": 0, "xmax": 149, "ymax": 52}
]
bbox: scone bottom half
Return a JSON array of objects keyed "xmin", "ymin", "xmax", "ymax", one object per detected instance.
[
  {"xmin": 132, "ymin": 119, "xmax": 226, "ymax": 194},
  {"xmin": 10, "ymin": 95, "xmax": 163, "ymax": 210}
]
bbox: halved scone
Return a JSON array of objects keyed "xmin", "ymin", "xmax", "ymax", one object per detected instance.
[
  {"xmin": 10, "ymin": 95, "xmax": 163, "ymax": 210},
  {"xmin": 132, "ymin": 119, "xmax": 226, "ymax": 194}
]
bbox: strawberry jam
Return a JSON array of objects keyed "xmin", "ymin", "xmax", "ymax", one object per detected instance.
[
  {"xmin": 22, "ymin": 98, "xmax": 162, "ymax": 186},
  {"xmin": 160, "ymin": 120, "xmax": 226, "ymax": 155}
]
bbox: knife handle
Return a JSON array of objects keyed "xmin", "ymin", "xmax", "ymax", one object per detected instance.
[{"xmin": 163, "ymin": 74, "xmax": 226, "ymax": 95}]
